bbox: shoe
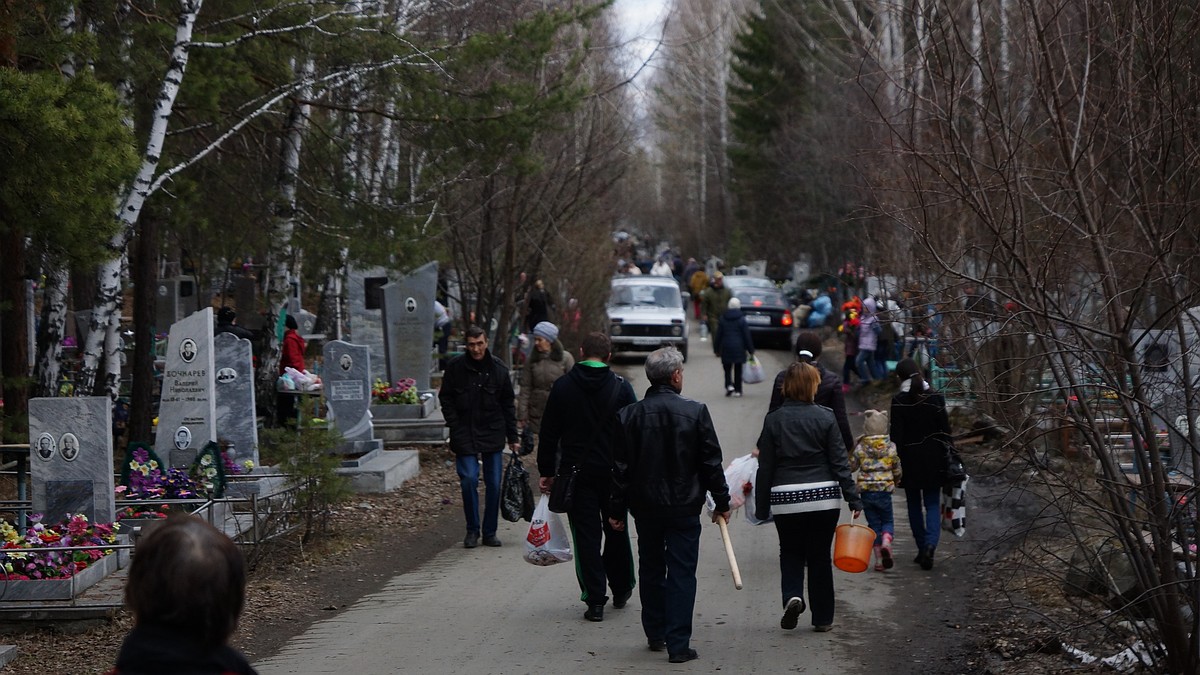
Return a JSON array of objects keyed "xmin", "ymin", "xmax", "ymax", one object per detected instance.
[
  {"xmin": 584, "ymin": 605, "xmax": 604, "ymax": 622},
  {"xmin": 813, "ymin": 624, "xmax": 834, "ymax": 633},
  {"xmin": 914, "ymin": 550, "xmax": 927, "ymax": 566},
  {"xmin": 612, "ymin": 589, "xmax": 633, "ymax": 609},
  {"xmin": 881, "ymin": 534, "xmax": 894, "ymax": 569},
  {"xmin": 733, "ymin": 391, "xmax": 743, "ymax": 397},
  {"xmin": 841, "ymin": 383, "xmax": 851, "ymax": 394},
  {"xmin": 483, "ymin": 535, "xmax": 502, "ymax": 547},
  {"xmin": 780, "ymin": 596, "xmax": 805, "ymax": 630},
  {"xmin": 873, "ymin": 546, "xmax": 884, "ymax": 572},
  {"xmin": 463, "ymin": 532, "xmax": 479, "ymax": 548},
  {"xmin": 725, "ymin": 385, "xmax": 734, "ymax": 397},
  {"xmin": 668, "ymin": 649, "xmax": 699, "ymax": 663},
  {"xmin": 647, "ymin": 638, "xmax": 667, "ymax": 652},
  {"xmin": 920, "ymin": 547, "xmax": 935, "ymax": 571}
]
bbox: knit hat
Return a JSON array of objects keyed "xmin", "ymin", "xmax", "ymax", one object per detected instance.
[
  {"xmin": 532, "ymin": 321, "xmax": 559, "ymax": 342},
  {"xmin": 794, "ymin": 331, "xmax": 822, "ymax": 360},
  {"xmin": 728, "ymin": 297, "xmax": 741, "ymax": 310},
  {"xmin": 863, "ymin": 409, "xmax": 889, "ymax": 436}
]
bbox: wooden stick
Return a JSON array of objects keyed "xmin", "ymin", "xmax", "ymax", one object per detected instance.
[{"xmin": 716, "ymin": 518, "xmax": 743, "ymax": 590}]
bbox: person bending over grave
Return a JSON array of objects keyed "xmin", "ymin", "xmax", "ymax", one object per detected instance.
[{"xmin": 109, "ymin": 514, "xmax": 258, "ymax": 675}]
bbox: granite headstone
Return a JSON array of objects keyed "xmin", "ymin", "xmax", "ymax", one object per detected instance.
[
  {"xmin": 157, "ymin": 307, "xmax": 217, "ymax": 467},
  {"xmin": 323, "ymin": 340, "xmax": 383, "ymax": 456},
  {"xmin": 29, "ymin": 397, "xmax": 115, "ymax": 524},
  {"xmin": 214, "ymin": 331, "xmax": 259, "ymax": 468},
  {"xmin": 381, "ymin": 261, "xmax": 437, "ymax": 391}
]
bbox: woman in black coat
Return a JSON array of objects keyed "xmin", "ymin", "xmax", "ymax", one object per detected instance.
[
  {"xmin": 889, "ymin": 358, "xmax": 951, "ymax": 570},
  {"xmin": 715, "ymin": 297, "xmax": 755, "ymax": 396}
]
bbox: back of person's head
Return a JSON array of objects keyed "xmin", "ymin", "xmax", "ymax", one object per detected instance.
[
  {"xmin": 895, "ymin": 358, "xmax": 926, "ymax": 393},
  {"xmin": 645, "ymin": 347, "xmax": 684, "ymax": 385},
  {"xmin": 794, "ymin": 331, "xmax": 822, "ymax": 362},
  {"xmin": 284, "ymin": 314, "xmax": 298, "ymax": 330},
  {"xmin": 125, "ymin": 514, "xmax": 246, "ymax": 648},
  {"xmin": 728, "ymin": 297, "xmax": 741, "ymax": 310},
  {"xmin": 464, "ymin": 324, "xmax": 486, "ymax": 340},
  {"xmin": 580, "ymin": 332, "xmax": 611, "ymax": 361},
  {"xmin": 217, "ymin": 307, "xmax": 236, "ymax": 324},
  {"xmin": 781, "ymin": 362, "xmax": 820, "ymax": 403},
  {"xmin": 862, "ymin": 409, "xmax": 889, "ymax": 436}
]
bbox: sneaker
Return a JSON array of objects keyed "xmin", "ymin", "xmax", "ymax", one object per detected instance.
[
  {"xmin": 584, "ymin": 605, "xmax": 604, "ymax": 622},
  {"xmin": 463, "ymin": 532, "xmax": 479, "ymax": 548},
  {"xmin": 780, "ymin": 596, "xmax": 805, "ymax": 630},
  {"xmin": 647, "ymin": 638, "xmax": 667, "ymax": 652},
  {"xmin": 813, "ymin": 624, "xmax": 834, "ymax": 633},
  {"xmin": 612, "ymin": 589, "xmax": 633, "ymax": 609},
  {"xmin": 668, "ymin": 649, "xmax": 699, "ymax": 664},
  {"xmin": 483, "ymin": 535, "xmax": 502, "ymax": 547},
  {"xmin": 733, "ymin": 391, "xmax": 742, "ymax": 397}
]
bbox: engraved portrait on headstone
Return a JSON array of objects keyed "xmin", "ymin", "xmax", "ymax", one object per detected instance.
[
  {"xmin": 181, "ymin": 338, "xmax": 197, "ymax": 363},
  {"xmin": 35, "ymin": 433, "xmax": 56, "ymax": 461},
  {"xmin": 174, "ymin": 426, "xmax": 193, "ymax": 450},
  {"xmin": 60, "ymin": 433, "xmax": 80, "ymax": 462},
  {"xmin": 340, "ymin": 353, "xmax": 353, "ymax": 371}
]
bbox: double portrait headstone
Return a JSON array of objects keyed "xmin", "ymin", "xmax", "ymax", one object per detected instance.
[{"xmin": 29, "ymin": 397, "xmax": 115, "ymax": 524}]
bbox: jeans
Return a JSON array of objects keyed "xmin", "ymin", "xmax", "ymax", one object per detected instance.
[
  {"xmin": 456, "ymin": 451, "xmax": 503, "ymax": 536},
  {"xmin": 634, "ymin": 515, "xmax": 701, "ymax": 656},
  {"xmin": 566, "ymin": 472, "xmax": 634, "ymax": 606},
  {"xmin": 860, "ymin": 491, "xmax": 894, "ymax": 546},
  {"xmin": 773, "ymin": 509, "xmax": 840, "ymax": 626},
  {"xmin": 722, "ymin": 361, "xmax": 744, "ymax": 393},
  {"xmin": 855, "ymin": 349, "xmax": 876, "ymax": 382},
  {"xmin": 905, "ymin": 487, "xmax": 941, "ymax": 552}
]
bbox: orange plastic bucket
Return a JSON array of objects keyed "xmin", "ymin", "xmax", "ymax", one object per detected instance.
[{"xmin": 833, "ymin": 523, "xmax": 876, "ymax": 573}]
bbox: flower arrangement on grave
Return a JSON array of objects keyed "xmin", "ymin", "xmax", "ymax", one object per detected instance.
[
  {"xmin": 372, "ymin": 377, "xmax": 420, "ymax": 405},
  {"xmin": 0, "ymin": 514, "xmax": 118, "ymax": 580}
]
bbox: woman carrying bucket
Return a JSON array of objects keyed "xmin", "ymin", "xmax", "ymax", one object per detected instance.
[{"xmin": 755, "ymin": 362, "xmax": 863, "ymax": 632}]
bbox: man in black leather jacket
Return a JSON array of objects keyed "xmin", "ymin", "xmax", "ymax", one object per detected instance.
[
  {"xmin": 609, "ymin": 347, "xmax": 731, "ymax": 665},
  {"xmin": 440, "ymin": 325, "xmax": 519, "ymax": 549}
]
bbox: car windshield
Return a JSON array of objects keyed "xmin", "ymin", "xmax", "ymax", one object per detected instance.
[
  {"xmin": 609, "ymin": 284, "xmax": 682, "ymax": 308},
  {"xmin": 735, "ymin": 289, "xmax": 785, "ymax": 308}
]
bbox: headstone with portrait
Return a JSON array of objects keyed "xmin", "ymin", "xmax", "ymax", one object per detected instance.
[
  {"xmin": 381, "ymin": 261, "xmax": 438, "ymax": 392},
  {"xmin": 214, "ymin": 331, "xmax": 259, "ymax": 468},
  {"xmin": 29, "ymin": 397, "xmax": 115, "ymax": 524},
  {"xmin": 156, "ymin": 307, "xmax": 218, "ymax": 468},
  {"xmin": 322, "ymin": 340, "xmax": 383, "ymax": 457}
]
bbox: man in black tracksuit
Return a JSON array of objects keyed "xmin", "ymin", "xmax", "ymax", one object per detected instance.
[
  {"xmin": 609, "ymin": 346, "xmax": 731, "ymax": 665},
  {"xmin": 538, "ymin": 332, "xmax": 637, "ymax": 623}
]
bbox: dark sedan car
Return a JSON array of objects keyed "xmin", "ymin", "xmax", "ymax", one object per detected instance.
[{"xmin": 730, "ymin": 285, "xmax": 795, "ymax": 349}]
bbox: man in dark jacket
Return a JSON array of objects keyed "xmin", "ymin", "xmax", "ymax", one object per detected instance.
[
  {"xmin": 609, "ymin": 347, "xmax": 731, "ymax": 665},
  {"xmin": 439, "ymin": 325, "xmax": 519, "ymax": 548},
  {"xmin": 768, "ymin": 331, "xmax": 853, "ymax": 454},
  {"xmin": 538, "ymin": 332, "xmax": 637, "ymax": 623},
  {"xmin": 215, "ymin": 307, "xmax": 254, "ymax": 341}
]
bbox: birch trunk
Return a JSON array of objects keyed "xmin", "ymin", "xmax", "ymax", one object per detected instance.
[
  {"xmin": 77, "ymin": 0, "xmax": 204, "ymax": 396},
  {"xmin": 33, "ymin": 267, "xmax": 70, "ymax": 397}
]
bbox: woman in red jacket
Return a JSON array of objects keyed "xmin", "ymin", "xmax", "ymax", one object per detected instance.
[{"xmin": 276, "ymin": 315, "xmax": 306, "ymax": 427}]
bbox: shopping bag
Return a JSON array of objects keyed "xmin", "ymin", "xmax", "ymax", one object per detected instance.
[
  {"xmin": 501, "ymin": 453, "xmax": 535, "ymax": 523},
  {"xmin": 524, "ymin": 496, "xmax": 573, "ymax": 566},
  {"xmin": 724, "ymin": 454, "xmax": 758, "ymax": 511},
  {"xmin": 743, "ymin": 355, "xmax": 765, "ymax": 384}
]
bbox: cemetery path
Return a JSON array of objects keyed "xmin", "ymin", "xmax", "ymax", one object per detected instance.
[{"xmin": 250, "ymin": 344, "xmax": 986, "ymax": 675}]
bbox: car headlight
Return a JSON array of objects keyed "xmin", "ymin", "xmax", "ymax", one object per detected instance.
[{"xmin": 610, "ymin": 324, "xmax": 622, "ymax": 335}]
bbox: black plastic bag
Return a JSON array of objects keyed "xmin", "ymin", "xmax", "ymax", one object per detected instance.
[
  {"xmin": 519, "ymin": 426, "xmax": 536, "ymax": 456},
  {"xmin": 501, "ymin": 453, "xmax": 536, "ymax": 522}
]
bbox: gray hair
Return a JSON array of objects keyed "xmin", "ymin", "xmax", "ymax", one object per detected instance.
[{"xmin": 645, "ymin": 347, "xmax": 684, "ymax": 384}]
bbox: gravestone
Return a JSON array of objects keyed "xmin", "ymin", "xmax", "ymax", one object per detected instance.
[
  {"xmin": 346, "ymin": 266, "xmax": 391, "ymax": 384},
  {"xmin": 156, "ymin": 307, "xmax": 217, "ymax": 467},
  {"xmin": 323, "ymin": 340, "xmax": 383, "ymax": 456},
  {"xmin": 214, "ymin": 331, "xmax": 259, "ymax": 468},
  {"xmin": 29, "ymin": 397, "xmax": 115, "ymax": 524},
  {"xmin": 381, "ymin": 261, "xmax": 438, "ymax": 391}
]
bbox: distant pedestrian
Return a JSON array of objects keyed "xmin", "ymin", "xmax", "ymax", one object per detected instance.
[
  {"xmin": 890, "ymin": 358, "xmax": 951, "ymax": 571},
  {"xmin": 755, "ymin": 362, "xmax": 862, "ymax": 633},
  {"xmin": 849, "ymin": 410, "xmax": 902, "ymax": 572},
  {"xmin": 687, "ymin": 266, "xmax": 708, "ymax": 320},
  {"xmin": 215, "ymin": 307, "xmax": 254, "ymax": 341},
  {"xmin": 650, "ymin": 256, "xmax": 674, "ymax": 277},
  {"xmin": 610, "ymin": 347, "xmax": 731, "ymax": 664},
  {"xmin": 700, "ymin": 273, "xmax": 731, "ymax": 354},
  {"xmin": 110, "ymin": 514, "xmax": 257, "ymax": 675},
  {"xmin": 526, "ymin": 280, "xmax": 552, "ymax": 332},
  {"xmin": 714, "ymin": 297, "xmax": 754, "ymax": 397},
  {"xmin": 275, "ymin": 314, "xmax": 306, "ymax": 428},
  {"xmin": 537, "ymin": 332, "xmax": 636, "ymax": 622},
  {"xmin": 434, "ymin": 300, "xmax": 453, "ymax": 371},
  {"xmin": 856, "ymin": 296, "xmax": 880, "ymax": 383},
  {"xmin": 440, "ymin": 325, "xmax": 520, "ymax": 549},
  {"xmin": 518, "ymin": 321, "xmax": 574, "ymax": 445},
  {"xmin": 768, "ymin": 331, "xmax": 853, "ymax": 454}
]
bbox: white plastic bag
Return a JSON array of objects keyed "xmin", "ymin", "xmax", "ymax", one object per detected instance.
[
  {"xmin": 743, "ymin": 355, "xmax": 765, "ymax": 384},
  {"xmin": 724, "ymin": 454, "xmax": 758, "ymax": 511},
  {"xmin": 524, "ymin": 495, "xmax": 573, "ymax": 566}
]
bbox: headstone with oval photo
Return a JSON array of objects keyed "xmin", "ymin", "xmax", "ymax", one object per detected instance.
[
  {"xmin": 381, "ymin": 261, "xmax": 437, "ymax": 392},
  {"xmin": 29, "ymin": 397, "xmax": 115, "ymax": 524},
  {"xmin": 214, "ymin": 331, "xmax": 259, "ymax": 469},
  {"xmin": 322, "ymin": 340, "xmax": 384, "ymax": 458},
  {"xmin": 156, "ymin": 307, "xmax": 217, "ymax": 468}
]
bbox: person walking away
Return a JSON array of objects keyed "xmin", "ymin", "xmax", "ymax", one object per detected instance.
[
  {"xmin": 700, "ymin": 273, "xmax": 731, "ymax": 354},
  {"xmin": 840, "ymin": 302, "xmax": 860, "ymax": 393},
  {"xmin": 714, "ymin": 297, "xmax": 754, "ymax": 397},
  {"xmin": 890, "ymin": 358, "xmax": 952, "ymax": 570},
  {"xmin": 609, "ymin": 347, "xmax": 731, "ymax": 664},
  {"xmin": 434, "ymin": 299, "xmax": 453, "ymax": 371},
  {"xmin": 755, "ymin": 362, "xmax": 862, "ymax": 633},
  {"xmin": 856, "ymin": 296, "xmax": 880, "ymax": 384},
  {"xmin": 518, "ymin": 321, "xmax": 574, "ymax": 452},
  {"xmin": 538, "ymin": 332, "xmax": 636, "ymax": 622},
  {"xmin": 440, "ymin": 325, "xmax": 520, "ymax": 548},
  {"xmin": 110, "ymin": 514, "xmax": 257, "ymax": 675},
  {"xmin": 275, "ymin": 314, "xmax": 306, "ymax": 428},
  {"xmin": 687, "ymin": 266, "xmax": 708, "ymax": 320},
  {"xmin": 650, "ymin": 255, "xmax": 674, "ymax": 277},
  {"xmin": 215, "ymin": 307, "xmax": 254, "ymax": 341},
  {"xmin": 849, "ymin": 410, "xmax": 902, "ymax": 571},
  {"xmin": 526, "ymin": 279, "xmax": 552, "ymax": 332},
  {"xmin": 768, "ymin": 331, "xmax": 853, "ymax": 454}
]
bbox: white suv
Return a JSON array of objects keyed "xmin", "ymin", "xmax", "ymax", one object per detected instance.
[{"xmin": 606, "ymin": 276, "xmax": 689, "ymax": 361}]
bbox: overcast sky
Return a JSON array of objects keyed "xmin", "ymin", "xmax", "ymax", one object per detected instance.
[{"xmin": 611, "ymin": 0, "xmax": 667, "ymax": 77}]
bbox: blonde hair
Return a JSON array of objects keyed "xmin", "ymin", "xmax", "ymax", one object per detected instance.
[{"xmin": 781, "ymin": 362, "xmax": 820, "ymax": 403}]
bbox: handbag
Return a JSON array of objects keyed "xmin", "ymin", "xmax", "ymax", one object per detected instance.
[
  {"xmin": 942, "ymin": 441, "xmax": 967, "ymax": 487},
  {"xmin": 548, "ymin": 375, "xmax": 624, "ymax": 514},
  {"xmin": 501, "ymin": 452, "xmax": 535, "ymax": 522}
]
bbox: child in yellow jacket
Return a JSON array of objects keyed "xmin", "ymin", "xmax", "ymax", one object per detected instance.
[{"xmin": 850, "ymin": 409, "xmax": 902, "ymax": 571}]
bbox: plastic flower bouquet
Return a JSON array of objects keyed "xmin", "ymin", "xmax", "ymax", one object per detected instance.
[
  {"xmin": 372, "ymin": 378, "xmax": 419, "ymax": 405},
  {"xmin": 0, "ymin": 514, "xmax": 118, "ymax": 580}
]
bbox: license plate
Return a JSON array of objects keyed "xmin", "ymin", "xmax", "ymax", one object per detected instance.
[
  {"xmin": 745, "ymin": 314, "xmax": 771, "ymax": 325},
  {"xmin": 633, "ymin": 337, "xmax": 661, "ymax": 346}
]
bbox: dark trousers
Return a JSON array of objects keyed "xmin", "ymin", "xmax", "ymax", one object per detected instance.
[
  {"xmin": 905, "ymin": 487, "xmax": 942, "ymax": 552},
  {"xmin": 634, "ymin": 515, "xmax": 701, "ymax": 655},
  {"xmin": 566, "ymin": 472, "xmax": 634, "ymax": 606},
  {"xmin": 276, "ymin": 392, "xmax": 297, "ymax": 428},
  {"xmin": 773, "ymin": 509, "xmax": 840, "ymax": 626},
  {"xmin": 721, "ymin": 361, "xmax": 744, "ymax": 393}
]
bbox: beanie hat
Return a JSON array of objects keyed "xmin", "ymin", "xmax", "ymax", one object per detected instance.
[
  {"xmin": 863, "ymin": 409, "xmax": 889, "ymax": 436},
  {"xmin": 532, "ymin": 321, "xmax": 559, "ymax": 342},
  {"xmin": 728, "ymin": 297, "xmax": 741, "ymax": 310},
  {"xmin": 794, "ymin": 331, "xmax": 822, "ymax": 360}
]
